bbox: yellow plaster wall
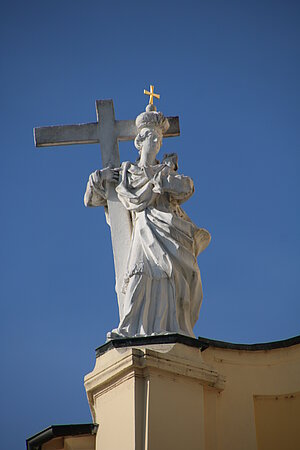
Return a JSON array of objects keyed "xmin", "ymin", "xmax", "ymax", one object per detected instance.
[
  {"xmin": 42, "ymin": 435, "xmax": 96, "ymax": 450},
  {"xmin": 94, "ymin": 374, "xmax": 136, "ymax": 450},
  {"xmin": 202, "ymin": 342, "xmax": 300, "ymax": 450},
  {"xmin": 145, "ymin": 371, "xmax": 205, "ymax": 450},
  {"xmin": 84, "ymin": 341, "xmax": 300, "ymax": 450},
  {"xmin": 254, "ymin": 391, "xmax": 300, "ymax": 450}
]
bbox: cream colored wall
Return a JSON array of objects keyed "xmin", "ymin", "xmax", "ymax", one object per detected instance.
[
  {"xmin": 84, "ymin": 341, "xmax": 300, "ymax": 450},
  {"xmin": 42, "ymin": 435, "xmax": 95, "ymax": 450},
  {"xmin": 64, "ymin": 436, "xmax": 96, "ymax": 450},
  {"xmin": 145, "ymin": 371, "xmax": 205, "ymax": 450},
  {"xmin": 254, "ymin": 391, "xmax": 300, "ymax": 450},
  {"xmin": 43, "ymin": 437, "xmax": 64, "ymax": 450},
  {"xmin": 202, "ymin": 343, "xmax": 300, "ymax": 450},
  {"xmin": 94, "ymin": 373, "xmax": 136, "ymax": 450},
  {"xmin": 38, "ymin": 340, "xmax": 300, "ymax": 450}
]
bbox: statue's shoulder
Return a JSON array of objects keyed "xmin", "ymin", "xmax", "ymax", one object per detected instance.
[{"xmin": 121, "ymin": 161, "xmax": 140, "ymax": 173}]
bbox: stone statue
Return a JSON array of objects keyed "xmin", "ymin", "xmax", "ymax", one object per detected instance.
[{"xmin": 84, "ymin": 103, "xmax": 211, "ymax": 339}]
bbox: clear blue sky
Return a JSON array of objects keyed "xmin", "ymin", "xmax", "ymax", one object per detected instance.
[{"xmin": 1, "ymin": 1, "xmax": 299, "ymax": 449}]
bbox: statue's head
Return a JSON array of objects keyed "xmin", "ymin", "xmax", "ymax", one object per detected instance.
[
  {"xmin": 134, "ymin": 104, "xmax": 169, "ymax": 157},
  {"xmin": 134, "ymin": 128, "xmax": 162, "ymax": 159}
]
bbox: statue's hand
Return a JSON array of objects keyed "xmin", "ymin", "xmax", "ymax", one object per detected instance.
[{"xmin": 94, "ymin": 167, "xmax": 120, "ymax": 184}]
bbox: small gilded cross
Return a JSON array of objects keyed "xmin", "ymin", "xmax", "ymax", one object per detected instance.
[{"xmin": 144, "ymin": 85, "xmax": 160, "ymax": 105}]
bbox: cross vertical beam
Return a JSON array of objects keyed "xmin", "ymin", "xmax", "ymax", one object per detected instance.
[{"xmin": 95, "ymin": 100, "xmax": 132, "ymax": 316}]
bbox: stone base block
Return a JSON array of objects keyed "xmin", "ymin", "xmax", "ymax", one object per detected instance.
[{"xmin": 84, "ymin": 336, "xmax": 224, "ymax": 450}]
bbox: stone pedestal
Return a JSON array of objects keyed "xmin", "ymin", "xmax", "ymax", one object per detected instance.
[{"xmin": 84, "ymin": 335, "xmax": 225, "ymax": 450}]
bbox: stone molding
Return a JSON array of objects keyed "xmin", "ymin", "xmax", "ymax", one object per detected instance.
[{"xmin": 85, "ymin": 343, "xmax": 225, "ymax": 421}]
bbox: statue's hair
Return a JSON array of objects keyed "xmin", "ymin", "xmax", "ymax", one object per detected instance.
[
  {"xmin": 135, "ymin": 110, "xmax": 169, "ymax": 134},
  {"xmin": 134, "ymin": 127, "xmax": 163, "ymax": 151}
]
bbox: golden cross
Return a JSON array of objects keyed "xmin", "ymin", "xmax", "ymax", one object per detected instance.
[{"xmin": 144, "ymin": 85, "xmax": 160, "ymax": 105}]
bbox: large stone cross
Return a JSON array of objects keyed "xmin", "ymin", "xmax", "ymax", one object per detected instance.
[{"xmin": 34, "ymin": 99, "xmax": 180, "ymax": 313}]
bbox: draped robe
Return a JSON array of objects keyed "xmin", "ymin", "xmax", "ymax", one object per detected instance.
[{"xmin": 84, "ymin": 160, "xmax": 210, "ymax": 338}]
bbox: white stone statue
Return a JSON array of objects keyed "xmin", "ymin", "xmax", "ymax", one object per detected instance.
[{"xmin": 84, "ymin": 104, "xmax": 211, "ymax": 339}]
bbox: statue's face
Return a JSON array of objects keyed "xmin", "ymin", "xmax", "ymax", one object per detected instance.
[{"xmin": 141, "ymin": 128, "xmax": 162, "ymax": 159}]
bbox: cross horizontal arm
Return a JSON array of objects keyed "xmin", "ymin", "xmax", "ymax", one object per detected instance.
[
  {"xmin": 34, "ymin": 122, "xmax": 99, "ymax": 147},
  {"xmin": 34, "ymin": 117, "xmax": 180, "ymax": 148}
]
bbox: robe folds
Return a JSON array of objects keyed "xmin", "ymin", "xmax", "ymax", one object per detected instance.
[{"xmin": 85, "ymin": 160, "xmax": 210, "ymax": 339}]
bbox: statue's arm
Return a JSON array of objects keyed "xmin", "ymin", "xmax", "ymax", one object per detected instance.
[
  {"xmin": 84, "ymin": 168, "xmax": 121, "ymax": 207},
  {"xmin": 84, "ymin": 170, "xmax": 107, "ymax": 207},
  {"xmin": 153, "ymin": 170, "xmax": 195, "ymax": 204}
]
